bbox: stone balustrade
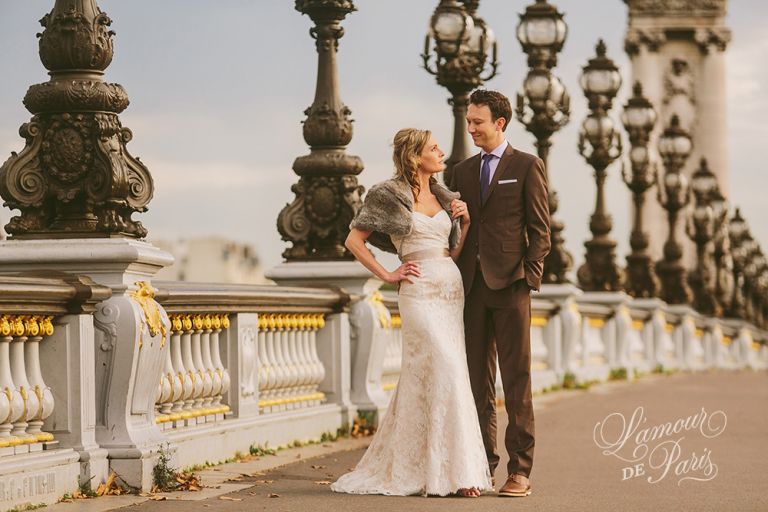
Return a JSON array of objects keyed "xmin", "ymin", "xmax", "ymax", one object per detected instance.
[{"xmin": 0, "ymin": 273, "xmax": 766, "ymax": 510}]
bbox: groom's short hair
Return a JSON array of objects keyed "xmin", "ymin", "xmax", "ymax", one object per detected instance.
[{"xmin": 470, "ymin": 89, "xmax": 512, "ymax": 132}]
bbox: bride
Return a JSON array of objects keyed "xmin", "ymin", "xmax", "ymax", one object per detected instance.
[{"xmin": 330, "ymin": 128, "xmax": 492, "ymax": 497}]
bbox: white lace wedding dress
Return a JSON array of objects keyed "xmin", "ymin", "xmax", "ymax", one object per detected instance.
[{"xmin": 331, "ymin": 210, "xmax": 492, "ymax": 496}]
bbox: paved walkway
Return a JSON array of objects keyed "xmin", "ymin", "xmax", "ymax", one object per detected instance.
[{"xmin": 58, "ymin": 370, "xmax": 768, "ymax": 512}]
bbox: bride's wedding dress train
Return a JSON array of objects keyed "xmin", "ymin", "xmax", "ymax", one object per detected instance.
[{"xmin": 331, "ymin": 210, "xmax": 492, "ymax": 496}]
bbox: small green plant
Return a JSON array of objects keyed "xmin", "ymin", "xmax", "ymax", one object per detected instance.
[
  {"xmin": 609, "ymin": 368, "xmax": 628, "ymax": 381},
  {"xmin": 152, "ymin": 443, "xmax": 178, "ymax": 492},
  {"xmin": 653, "ymin": 363, "xmax": 665, "ymax": 374},
  {"xmin": 77, "ymin": 478, "xmax": 98, "ymax": 498},
  {"xmin": 249, "ymin": 443, "xmax": 277, "ymax": 457},
  {"xmin": 562, "ymin": 372, "xmax": 577, "ymax": 389},
  {"xmin": 6, "ymin": 503, "xmax": 47, "ymax": 512}
]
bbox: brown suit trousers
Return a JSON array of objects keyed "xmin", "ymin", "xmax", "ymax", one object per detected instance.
[{"xmin": 454, "ymin": 144, "xmax": 550, "ymax": 478}]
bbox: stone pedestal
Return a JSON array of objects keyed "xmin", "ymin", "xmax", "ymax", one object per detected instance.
[
  {"xmin": 0, "ymin": 238, "xmax": 173, "ymax": 490},
  {"xmin": 537, "ymin": 284, "xmax": 583, "ymax": 381},
  {"xmin": 579, "ymin": 291, "xmax": 632, "ymax": 371},
  {"xmin": 631, "ymin": 298, "xmax": 672, "ymax": 368}
]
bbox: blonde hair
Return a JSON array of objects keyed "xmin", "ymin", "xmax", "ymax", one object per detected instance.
[{"xmin": 392, "ymin": 128, "xmax": 436, "ymax": 201}]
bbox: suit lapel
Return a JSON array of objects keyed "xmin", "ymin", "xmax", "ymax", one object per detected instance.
[
  {"xmin": 463, "ymin": 154, "xmax": 482, "ymax": 209},
  {"xmin": 482, "ymin": 143, "xmax": 515, "ymax": 209}
]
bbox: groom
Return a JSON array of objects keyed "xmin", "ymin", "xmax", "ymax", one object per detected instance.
[{"xmin": 453, "ymin": 89, "xmax": 551, "ymax": 497}]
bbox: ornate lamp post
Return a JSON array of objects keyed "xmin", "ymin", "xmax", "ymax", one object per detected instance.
[
  {"xmin": 741, "ymin": 237, "xmax": 760, "ymax": 323},
  {"xmin": 656, "ymin": 114, "xmax": 693, "ymax": 304},
  {"xmin": 515, "ymin": 0, "xmax": 571, "ymax": 284},
  {"xmin": 577, "ymin": 40, "xmax": 624, "ymax": 291},
  {"xmin": 686, "ymin": 159, "xmax": 719, "ymax": 316},
  {"xmin": 0, "ymin": 0, "xmax": 152, "ymax": 238},
  {"xmin": 621, "ymin": 81, "xmax": 659, "ymax": 297},
  {"xmin": 422, "ymin": 0, "xmax": 498, "ymax": 188},
  {"xmin": 709, "ymin": 190, "xmax": 733, "ymax": 314},
  {"xmin": 727, "ymin": 208, "xmax": 749, "ymax": 318},
  {"xmin": 278, "ymin": 0, "xmax": 365, "ymax": 261}
]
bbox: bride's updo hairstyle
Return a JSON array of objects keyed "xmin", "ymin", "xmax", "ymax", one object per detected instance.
[{"xmin": 392, "ymin": 128, "xmax": 437, "ymax": 202}]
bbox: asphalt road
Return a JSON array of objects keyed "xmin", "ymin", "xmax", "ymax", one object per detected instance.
[{"xmin": 116, "ymin": 369, "xmax": 768, "ymax": 512}]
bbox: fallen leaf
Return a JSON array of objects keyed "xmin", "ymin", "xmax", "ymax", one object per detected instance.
[
  {"xmin": 311, "ymin": 465, "xmax": 327, "ymax": 470},
  {"xmin": 149, "ymin": 496, "xmax": 167, "ymax": 501},
  {"xmin": 268, "ymin": 493, "xmax": 281, "ymax": 498},
  {"xmin": 314, "ymin": 481, "xmax": 332, "ymax": 485},
  {"xmin": 219, "ymin": 496, "xmax": 243, "ymax": 502},
  {"xmin": 253, "ymin": 480, "xmax": 274, "ymax": 485}
]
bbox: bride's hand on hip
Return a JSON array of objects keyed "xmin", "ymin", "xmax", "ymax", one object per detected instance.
[
  {"xmin": 386, "ymin": 262, "xmax": 420, "ymax": 284},
  {"xmin": 451, "ymin": 199, "xmax": 470, "ymax": 226}
]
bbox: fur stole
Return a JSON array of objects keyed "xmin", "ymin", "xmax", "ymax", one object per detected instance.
[{"xmin": 349, "ymin": 178, "xmax": 462, "ymax": 254}]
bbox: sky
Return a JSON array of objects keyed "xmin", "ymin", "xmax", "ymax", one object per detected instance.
[{"xmin": 0, "ymin": 1, "xmax": 766, "ymax": 277}]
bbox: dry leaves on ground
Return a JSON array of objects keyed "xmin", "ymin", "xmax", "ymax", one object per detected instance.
[
  {"xmin": 314, "ymin": 481, "xmax": 332, "ymax": 485},
  {"xmin": 268, "ymin": 493, "xmax": 281, "ymax": 498},
  {"xmin": 351, "ymin": 417, "xmax": 376, "ymax": 438},
  {"xmin": 310, "ymin": 465, "xmax": 327, "ymax": 470},
  {"xmin": 219, "ymin": 496, "xmax": 242, "ymax": 502},
  {"xmin": 175, "ymin": 471, "xmax": 202, "ymax": 491}
]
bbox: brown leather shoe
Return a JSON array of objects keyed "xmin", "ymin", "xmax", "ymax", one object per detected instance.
[{"xmin": 498, "ymin": 474, "xmax": 532, "ymax": 497}]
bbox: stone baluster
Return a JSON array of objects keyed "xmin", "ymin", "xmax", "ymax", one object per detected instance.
[
  {"xmin": 199, "ymin": 314, "xmax": 219, "ymax": 413},
  {"xmin": 190, "ymin": 315, "xmax": 213, "ymax": 413},
  {"xmin": 293, "ymin": 314, "xmax": 309, "ymax": 396},
  {"xmin": 0, "ymin": 316, "xmax": 27, "ymax": 451},
  {"xmin": 9, "ymin": 316, "xmax": 39, "ymax": 445},
  {"xmin": 289, "ymin": 313, "xmax": 313, "ymax": 395},
  {"xmin": 257, "ymin": 315, "xmax": 271, "ymax": 406},
  {"xmin": 23, "ymin": 316, "xmax": 55, "ymax": 443},
  {"xmin": 308, "ymin": 314, "xmax": 326, "ymax": 405},
  {"xmin": 272, "ymin": 315, "xmax": 292, "ymax": 409},
  {"xmin": 156, "ymin": 316, "xmax": 180, "ymax": 425},
  {"xmin": 263, "ymin": 314, "xmax": 284, "ymax": 410},
  {"xmin": 283, "ymin": 315, "xmax": 303, "ymax": 405},
  {"xmin": 169, "ymin": 315, "xmax": 193, "ymax": 422},
  {"xmin": 180, "ymin": 315, "xmax": 202, "ymax": 418},
  {"xmin": 209, "ymin": 314, "xmax": 230, "ymax": 414}
]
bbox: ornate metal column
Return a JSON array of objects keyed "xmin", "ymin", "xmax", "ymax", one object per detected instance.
[
  {"xmin": 577, "ymin": 40, "xmax": 624, "ymax": 292},
  {"xmin": 621, "ymin": 82, "xmax": 659, "ymax": 297},
  {"xmin": 656, "ymin": 115, "xmax": 693, "ymax": 304},
  {"xmin": 515, "ymin": 0, "xmax": 571, "ymax": 284},
  {"xmin": 727, "ymin": 208, "xmax": 748, "ymax": 318},
  {"xmin": 686, "ymin": 159, "xmax": 718, "ymax": 316},
  {"xmin": 0, "ymin": 0, "xmax": 153, "ymax": 238},
  {"xmin": 422, "ymin": 0, "xmax": 498, "ymax": 189},
  {"xmin": 278, "ymin": 0, "xmax": 365, "ymax": 261}
]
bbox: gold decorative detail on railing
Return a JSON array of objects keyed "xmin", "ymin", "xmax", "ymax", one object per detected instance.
[
  {"xmin": 631, "ymin": 319, "xmax": 644, "ymax": 331},
  {"xmin": 382, "ymin": 382, "xmax": 397, "ymax": 392},
  {"xmin": 694, "ymin": 328, "xmax": 705, "ymax": 338},
  {"xmin": 168, "ymin": 314, "xmax": 231, "ymax": 333},
  {"xmin": 664, "ymin": 323, "xmax": 675, "ymax": 333},
  {"xmin": 130, "ymin": 281, "xmax": 167, "ymax": 348},
  {"xmin": 531, "ymin": 316, "xmax": 548, "ymax": 327},
  {"xmin": 368, "ymin": 291, "xmax": 392, "ymax": 328},
  {"xmin": 721, "ymin": 335, "xmax": 732, "ymax": 346},
  {"xmin": 390, "ymin": 314, "xmax": 402, "ymax": 329},
  {"xmin": 258, "ymin": 392, "xmax": 325, "ymax": 408},
  {"xmin": 587, "ymin": 317, "xmax": 605, "ymax": 329},
  {"xmin": 256, "ymin": 313, "xmax": 326, "ymax": 332}
]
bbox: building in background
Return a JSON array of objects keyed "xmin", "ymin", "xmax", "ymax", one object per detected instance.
[{"xmin": 152, "ymin": 236, "xmax": 267, "ymax": 284}]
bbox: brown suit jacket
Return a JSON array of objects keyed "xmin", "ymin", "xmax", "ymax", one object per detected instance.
[{"xmin": 454, "ymin": 144, "xmax": 551, "ymax": 293}]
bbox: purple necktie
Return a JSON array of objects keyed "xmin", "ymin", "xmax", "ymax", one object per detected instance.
[{"xmin": 481, "ymin": 154, "xmax": 494, "ymax": 203}]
